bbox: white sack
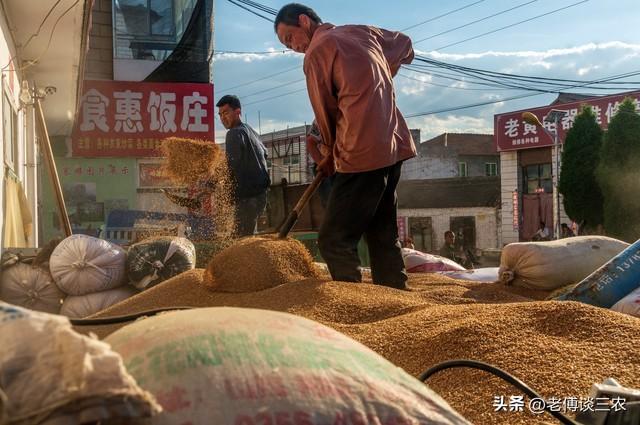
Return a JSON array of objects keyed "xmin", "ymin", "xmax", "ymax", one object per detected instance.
[
  {"xmin": 498, "ymin": 236, "xmax": 629, "ymax": 290},
  {"xmin": 0, "ymin": 301, "xmax": 161, "ymax": 424},
  {"xmin": 0, "ymin": 262, "xmax": 64, "ymax": 313},
  {"xmin": 61, "ymin": 286, "xmax": 139, "ymax": 318},
  {"xmin": 611, "ymin": 287, "xmax": 640, "ymax": 318},
  {"xmin": 49, "ymin": 234, "xmax": 126, "ymax": 295}
]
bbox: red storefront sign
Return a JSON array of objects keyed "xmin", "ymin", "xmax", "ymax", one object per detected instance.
[
  {"xmin": 494, "ymin": 90, "xmax": 640, "ymax": 152},
  {"xmin": 397, "ymin": 217, "xmax": 408, "ymax": 242},
  {"xmin": 512, "ymin": 190, "xmax": 519, "ymax": 231},
  {"xmin": 72, "ymin": 80, "xmax": 214, "ymax": 157}
]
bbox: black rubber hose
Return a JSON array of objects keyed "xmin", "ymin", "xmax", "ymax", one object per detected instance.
[
  {"xmin": 69, "ymin": 307, "xmax": 195, "ymax": 326},
  {"xmin": 420, "ymin": 359, "xmax": 581, "ymax": 425}
]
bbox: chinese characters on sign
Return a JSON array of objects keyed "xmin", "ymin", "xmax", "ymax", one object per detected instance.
[
  {"xmin": 494, "ymin": 91, "xmax": 640, "ymax": 152},
  {"xmin": 493, "ymin": 395, "xmax": 627, "ymax": 415},
  {"xmin": 72, "ymin": 81, "xmax": 215, "ymax": 157},
  {"xmin": 62, "ymin": 165, "xmax": 129, "ymax": 176}
]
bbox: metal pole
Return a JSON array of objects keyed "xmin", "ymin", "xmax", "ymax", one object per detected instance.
[
  {"xmin": 258, "ymin": 110, "xmax": 262, "ymax": 134},
  {"xmin": 554, "ymin": 118, "xmax": 561, "ymax": 240}
]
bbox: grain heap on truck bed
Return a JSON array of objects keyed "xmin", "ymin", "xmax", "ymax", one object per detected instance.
[
  {"xmin": 80, "ymin": 269, "xmax": 640, "ymax": 425},
  {"xmin": 204, "ymin": 236, "xmax": 319, "ymax": 292}
]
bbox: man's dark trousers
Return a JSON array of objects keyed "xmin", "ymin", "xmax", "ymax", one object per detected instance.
[
  {"xmin": 235, "ymin": 192, "xmax": 267, "ymax": 237},
  {"xmin": 318, "ymin": 161, "xmax": 407, "ymax": 289}
]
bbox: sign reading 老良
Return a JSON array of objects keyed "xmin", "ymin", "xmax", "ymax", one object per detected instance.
[
  {"xmin": 494, "ymin": 90, "xmax": 640, "ymax": 152},
  {"xmin": 72, "ymin": 80, "xmax": 215, "ymax": 157}
]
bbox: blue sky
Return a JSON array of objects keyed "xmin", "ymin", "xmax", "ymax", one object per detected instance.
[{"xmin": 212, "ymin": 0, "xmax": 640, "ymax": 142}]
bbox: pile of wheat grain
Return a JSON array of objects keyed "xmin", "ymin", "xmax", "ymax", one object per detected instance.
[
  {"xmin": 79, "ymin": 270, "xmax": 640, "ymax": 425},
  {"xmin": 203, "ymin": 236, "xmax": 319, "ymax": 292}
]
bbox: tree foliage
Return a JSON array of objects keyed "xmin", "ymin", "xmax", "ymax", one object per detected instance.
[
  {"xmin": 596, "ymin": 97, "xmax": 640, "ymax": 242},
  {"xmin": 558, "ymin": 105, "xmax": 604, "ymax": 230}
]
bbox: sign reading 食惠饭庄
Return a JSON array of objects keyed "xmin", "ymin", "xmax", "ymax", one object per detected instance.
[
  {"xmin": 72, "ymin": 80, "xmax": 215, "ymax": 157},
  {"xmin": 494, "ymin": 90, "xmax": 640, "ymax": 152}
]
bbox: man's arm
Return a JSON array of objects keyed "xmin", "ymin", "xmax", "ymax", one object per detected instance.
[
  {"xmin": 162, "ymin": 190, "xmax": 202, "ymax": 210},
  {"xmin": 304, "ymin": 48, "xmax": 339, "ymax": 159},
  {"xmin": 375, "ymin": 27, "xmax": 414, "ymax": 77},
  {"xmin": 225, "ymin": 129, "xmax": 245, "ymax": 177}
]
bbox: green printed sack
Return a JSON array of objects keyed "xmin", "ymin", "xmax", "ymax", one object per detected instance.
[{"xmin": 105, "ymin": 307, "xmax": 471, "ymax": 425}]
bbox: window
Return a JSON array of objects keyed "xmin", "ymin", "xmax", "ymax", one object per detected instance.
[
  {"xmin": 485, "ymin": 163, "xmax": 498, "ymax": 176},
  {"xmin": 114, "ymin": 0, "xmax": 181, "ymax": 60},
  {"xmin": 3, "ymin": 92, "xmax": 18, "ymax": 170},
  {"xmin": 523, "ymin": 163, "xmax": 552, "ymax": 194},
  {"xmin": 283, "ymin": 154, "xmax": 301, "ymax": 183},
  {"xmin": 458, "ymin": 162, "xmax": 468, "ymax": 177}
]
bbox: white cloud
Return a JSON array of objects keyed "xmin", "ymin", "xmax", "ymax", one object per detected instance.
[
  {"xmin": 213, "ymin": 50, "xmax": 301, "ymax": 63},
  {"xmin": 578, "ymin": 65, "xmax": 601, "ymax": 76},
  {"xmin": 416, "ymin": 41, "xmax": 640, "ymax": 62},
  {"xmin": 406, "ymin": 114, "xmax": 493, "ymax": 141}
]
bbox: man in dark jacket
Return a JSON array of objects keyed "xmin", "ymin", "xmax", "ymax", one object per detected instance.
[{"xmin": 216, "ymin": 95, "xmax": 270, "ymax": 236}]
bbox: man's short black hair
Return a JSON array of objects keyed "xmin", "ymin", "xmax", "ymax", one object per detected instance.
[
  {"xmin": 274, "ymin": 3, "xmax": 322, "ymax": 32},
  {"xmin": 444, "ymin": 230, "xmax": 455, "ymax": 238},
  {"xmin": 216, "ymin": 94, "xmax": 241, "ymax": 110}
]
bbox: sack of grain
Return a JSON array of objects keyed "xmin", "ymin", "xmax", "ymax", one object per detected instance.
[
  {"xmin": 437, "ymin": 267, "xmax": 500, "ymax": 282},
  {"xmin": 126, "ymin": 236, "xmax": 196, "ymax": 290},
  {"xmin": 0, "ymin": 262, "xmax": 64, "ymax": 313},
  {"xmin": 49, "ymin": 234, "xmax": 127, "ymax": 295},
  {"xmin": 61, "ymin": 286, "xmax": 139, "ymax": 318},
  {"xmin": 402, "ymin": 248, "xmax": 466, "ymax": 272},
  {"xmin": 611, "ymin": 287, "xmax": 640, "ymax": 318},
  {"xmin": 499, "ymin": 236, "xmax": 629, "ymax": 290},
  {"xmin": 105, "ymin": 307, "xmax": 471, "ymax": 425},
  {"xmin": 0, "ymin": 301, "xmax": 161, "ymax": 424}
]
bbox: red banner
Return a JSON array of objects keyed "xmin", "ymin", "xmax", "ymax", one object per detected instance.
[
  {"xmin": 494, "ymin": 90, "xmax": 640, "ymax": 152},
  {"xmin": 72, "ymin": 80, "xmax": 214, "ymax": 157}
]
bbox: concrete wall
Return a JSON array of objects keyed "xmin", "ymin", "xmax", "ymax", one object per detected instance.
[
  {"xmin": 85, "ymin": 0, "xmax": 113, "ymax": 81},
  {"xmin": 402, "ymin": 153, "xmax": 500, "ymax": 180},
  {"xmin": 399, "ymin": 206, "xmax": 499, "ymax": 251}
]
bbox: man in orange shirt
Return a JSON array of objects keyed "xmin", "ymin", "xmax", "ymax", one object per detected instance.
[{"xmin": 275, "ymin": 3, "xmax": 416, "ymax": 289}]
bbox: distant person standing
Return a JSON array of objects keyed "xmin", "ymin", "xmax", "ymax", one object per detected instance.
[
  {"xmin": 274, "ymin": 3, "xmax": 416, "ymax": 289},
  {"xmin": 439, "ymin": 230, "xmax": 462, "ymax": 265},
  {"xmin": 216, "ymin": 95, "xmax": 270, "ymax": 237}
]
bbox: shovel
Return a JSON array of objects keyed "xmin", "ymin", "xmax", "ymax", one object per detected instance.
[
  {"xmin": 277, "ymin": 170, "xmax": 325, "ymax": 239},
  {"xmin": 277, "ymin": 152, "xmax": 333, "ymax": 238}
]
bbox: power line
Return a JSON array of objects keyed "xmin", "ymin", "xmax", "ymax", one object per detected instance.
[
  {"xmin": 243, "ymin": 87, "xmax": 308, "ymax": 106},
  {"xmin": 405, "ymin": 68, "xmax": 640, "ymax": 118},
  {"xmin": 411, "ymin": 55, "xmax": 640, "ymax": 91},
  {"xmin": 226, "ymin": 0, "xmax": 274, "ymax": 22},
  {"xmin": 397, "ymin": 71, "xmax": 511, "ymax": 91},
  {"xmin": 217, "ymin": 64, "xmax": 301, "ymax": 92},
  {"xmin": 431, "ymin": 0, "xmax": 590, "ymax": 51},
  {"xmin": 1, "ymin": 0, "xmax": 64, "ymax": 70},
  {"xmin": 241, "ymin": 78, "xmax": 306, "ymax": 98},
  {"xmin": 401, "ymin": 0, "xmax": 487, "ymax": 32},
  {"xmin": 236, "ymin": 0, "xmax": 277, "ymax": 15},
  {"xmin": 20, "ymin": 0, "xmax": 82, "ymax": 72},
  {"xmin": 214, "ymin": 49, "xmax": 290, "ymax": 55},
  {"xmin": 414, "ymin": 0, "xmax": 539, "ymax": 44}
]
